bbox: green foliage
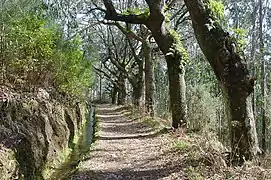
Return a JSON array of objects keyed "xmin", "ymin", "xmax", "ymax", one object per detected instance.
[
  {"xmin": 185, "ymin": 166, "xmax": 204, "ymax": 180},
  {"xmin": 3, "ymin": 14, "xmax": 94, "ymax": 99},
  {"xmin": 142, "ymin": 117, "xmax": 159, "ymax": 128},
  {"xmin": 229, "ymin": 28, "xmax": 248, "ymax": 51},
  {"xmin": 207, "ymin": 0, "xmax": 225, "ymax": 21},
  {"xmin": 173, "ymin": 140, "xmax": 193, "ymax": 151},
  {"xmin": 122, "ymin": 8, "xmax": 150, "ymax": 18},
  {"xmin": 186, "ymin": 85, "xmax": 225, "ymax": 135},
  {"xmin": 169, "ymin": 30, "xmax": 189, "ymax": 64},
  {"xmin": 5, "ymin": 15, "xmax": 55, "ymax": 82},
  {"xmin": 165, "ymin": 12, "xmax": 171, "ymax": 23},
  {"xmin": 53, "ymin": 36, "xmax": 93, "ymax": 98}
]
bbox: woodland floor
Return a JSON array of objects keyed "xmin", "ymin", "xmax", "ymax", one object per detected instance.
[
  {"xmin": 70, "ymin": 104, "xmax": 271, "ymax": 180},
  {"xmin": 70, "ymin": 104, "xmax": 188, "ymax": 180}
]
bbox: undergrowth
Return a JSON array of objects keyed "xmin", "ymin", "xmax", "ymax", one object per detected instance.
[
  {"xmin": 173, "ymin": 140, "xmax": 193, "ymax": 152},
  {"xmin": 170, "ymin": 133, "xmax": 271, "ymax": 179}
]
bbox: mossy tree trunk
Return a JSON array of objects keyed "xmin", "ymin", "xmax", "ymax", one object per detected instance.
[
  {"xmin": 146, "ymin": 16, "xmax": 187, "ymax": 128},
  {"xmin": 184, "ymin": 0, "xmax": 260, "ymax": 163},
  {"xmin": 117, "ymin": 73, "xmax": 126, "ymax": 105},
  {"xmin": 166, "ymin": 55, "xmax": 186, "ymax": 128},
  {"xmin": 142, "ymin": 41, "xmax": 154, "ymax": 117}
]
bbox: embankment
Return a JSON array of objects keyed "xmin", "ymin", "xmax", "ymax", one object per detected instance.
[{"xmin": 0, "ymin": 86, "xmax": 94, "ymax": 179}]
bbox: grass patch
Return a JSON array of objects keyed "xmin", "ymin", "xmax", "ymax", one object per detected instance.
[
  {"xmin": 128, "ymin": 108, "xmax": 142, "ymax": 120},
  {"xmin": 172, "ymin": 140, "xmax": 193, "ymax": 151},
  {"xmin": 142, "ymin": 117, "xmax": 159, "ymax": 128},
  {"xmin": 185, "ymin": 166, "xmax": 204, "ymax": 180}
]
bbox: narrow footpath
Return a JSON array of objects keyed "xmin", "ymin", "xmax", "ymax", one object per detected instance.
[{"xmin": 70, "ymin": 104, "xmax": 186, "ymax": 180}]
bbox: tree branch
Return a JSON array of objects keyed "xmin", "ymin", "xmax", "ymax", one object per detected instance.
[
  {"xmin": 170, "ymin": 5, "xmax": 187, "ymax": 20},
  {"xmin": 127, "ymin": 39, "xmax": 142, "ymax": 65},
  {"xmin": 87, "ymin": 7, "xmax": 107, "ymax": 14},
  {"xmin": 102, "ymin": 0, "xmax": 149, "ymax": 24},
  {"xmin": 93, "ymin": 66, "xmax": 118, "ymax": 85}
]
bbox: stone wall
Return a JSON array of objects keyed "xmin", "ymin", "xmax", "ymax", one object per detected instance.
[{"xmin": 0, "ymin": 86, "xmax": 89, "ymax": 179}]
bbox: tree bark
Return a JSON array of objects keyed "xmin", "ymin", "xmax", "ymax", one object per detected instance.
[
  {"xmin": 117, "ymin": 73, "xmax": 126, "ymax": 105},
  {"xmin": 127, "ymin": 39, "xmax": 144, "ymax": 108},
  {"xmin": 165, "ymin": 54, "xmax": 186, "ymax": 128},
  {"xmin": 143, "ymin": 1, "xmax": 187, "ymax": 127},
  {"xmin": 130, "ymin": 71, "xmax": 143, "ymax": 107},
  {"xmin": 250, "ymin": 1, "xmax": 258, "ymax": 127},
  {"xmin": 99, "ymin": 62, "xmax": 102, "ymax": 101},
  {"xmin": 111, "ymin": 84, "xmax": 117, "ymax": 104},
  {"xmin": 259, "ymin": 0, "xmax": 266, "ymax": 154},
  {"xmin": 184, "ymin": 0, "xmax": 260, "ymax": 163},
  {"xmin": 145, "ymin": 20, "xmax": 187, "ymax": 128},
  {"xmin": 143, "ymin": 41, "xmax": 154, "ymax": 117}
]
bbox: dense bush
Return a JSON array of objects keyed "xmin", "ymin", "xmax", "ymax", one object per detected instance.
[
  {"xmin": 1, "ymin": 14, "xmax": 93, "ymax": 99},
  {"xmin": 186, "ymin": 84, "xmax": 229, "ymax": 144},
  {"xmin": 186, "ymin": 85, "xmax": 218, "ymax": 132}
]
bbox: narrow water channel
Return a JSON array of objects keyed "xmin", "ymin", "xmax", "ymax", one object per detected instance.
[{"xmin": 50, "ymin": 106, "xmax": 95, "ymax": 180}]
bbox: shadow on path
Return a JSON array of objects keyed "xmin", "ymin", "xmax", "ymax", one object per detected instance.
[
  {"xmin": 71, "ymin": 162, "xmax": 187, "ymax": 180},
  {"xmin": 70, "ymin": 104, "xmax": 181, "ymax": 180}
]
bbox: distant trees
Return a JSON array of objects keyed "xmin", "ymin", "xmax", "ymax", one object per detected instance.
[
  {"xmin": 98, "ymin": 0, "xmax": 188, "ymax": 128},
  {"xmin": 93, "ymin": 26, "xmax": 139, "ymax": 105}
]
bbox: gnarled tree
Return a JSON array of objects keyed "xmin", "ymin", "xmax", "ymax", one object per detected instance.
[
  {"xmin": 101, "ymin": 0, "xmax": 187, "ymax": 128},
  {"xmin": 183, "ymin": 0, "xmax": 260, "ymax": 163}
]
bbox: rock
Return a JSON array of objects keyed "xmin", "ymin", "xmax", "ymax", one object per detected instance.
[
  {"xmin": 37, "ymin": 88, "xmax": 50, "ymax": 101},
  {"xmin": 0, "ymin": 86, "xmax": 89, "ymax": 179}
]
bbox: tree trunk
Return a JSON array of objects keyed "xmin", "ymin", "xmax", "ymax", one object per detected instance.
[
  {"xmin": 99, "ymin": 62, "xmax": 102, "ymax": 101},
  {"xmin": 259, "ymin": 0, "xmax": 266, "ymax": 154},
  {"xmin": 166, "ymin": 54, "xmax": 187, "ymax": 128},
  {"xmin": 117, "ymin": 73, "xmax": 126, "ymax": 105},
  {"xmin": 146, "ymin": 25, "xmax": 187, "ymax": 128},
  {"xmin": 127, "ymin": 39, "xmax": 144, "ymax": 108},
  {"xmin": 111, "ymin": 84, "xmax": 117, "ymax": 104},
  {"xmin": 143, "ymin": 41, "xmax": 154, "ymax": 117},
  {"xmin": 131, "ymin": 79, "xmax": 143, "ymax": 107},
  {"xmin": 250, "ymin": 1, "xmax": 258, "ymax": 127},
  {"xmin": 184, "ymin": 0, "xmax": 260, "ymax": 163}
]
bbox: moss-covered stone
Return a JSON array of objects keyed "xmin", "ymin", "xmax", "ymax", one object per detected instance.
[{"xmin": 0, "ymin": 147, "xmax": 19, "ymax": 179}]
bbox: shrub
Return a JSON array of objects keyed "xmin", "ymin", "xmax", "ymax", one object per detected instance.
[
  {"xmin": 2, "ymin": 14, "xmax": 94, "ymax": 99},
  {"xmin": 186, "ymin": 85, "xmax": 220, "ymax": 133}
]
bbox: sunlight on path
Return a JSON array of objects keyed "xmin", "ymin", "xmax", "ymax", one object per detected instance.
[{"xmin": 71, "ymin": 104, "xmax": 184, "ymax": 180}]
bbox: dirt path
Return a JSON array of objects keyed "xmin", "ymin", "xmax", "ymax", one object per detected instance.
[{"xmin": 70, "ymin": 104, "xmax": 186, "ymax": 180}]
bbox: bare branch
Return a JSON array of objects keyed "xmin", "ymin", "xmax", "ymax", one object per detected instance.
[
  {"xmin": 170, "ymin": 4, "xmax": 187, "ymax": 20},
  {"xmin": 100, "ymin": 20, "xmax": 144, "ymax": 42},
  {"xmin": 87, "ymin": 7, "xmax": 107, "ymax": 14},
  {"xmin": 127, "ymin": 39, "xmax": 142, "ymax": 65}
]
